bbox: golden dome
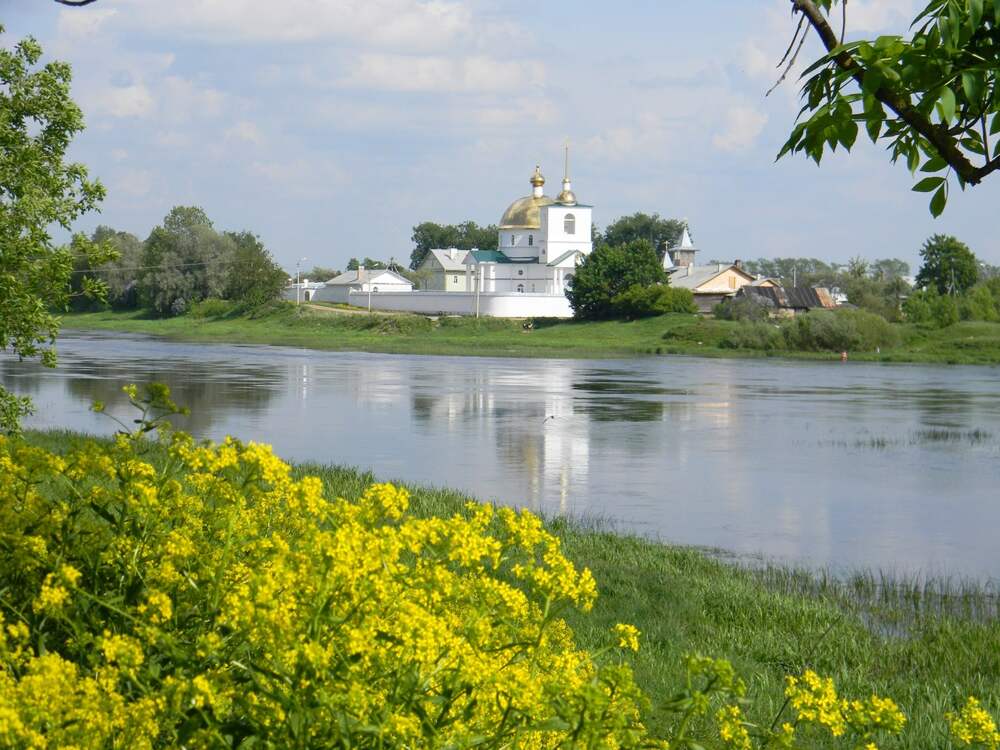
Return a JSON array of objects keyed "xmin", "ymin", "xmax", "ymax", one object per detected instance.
[
  {"xmin": 500, "ymin": 165, "xmax": 553, "ymax": 228},
  {"xmin": 500, "ymin": 195, "xmax": 555, "ymax": 229}
]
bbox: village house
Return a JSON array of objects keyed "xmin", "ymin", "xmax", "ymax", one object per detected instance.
[
  {"xmin": 662, "ymin": 229, "xmax": 756, "ymax": 312},
  {"xmin": 733, "ymin": 285, "xmax": 837, "ymax": 316},
  {"xmin": 315, "ymin": 267, "xmax": 414, "ymax": 304}
]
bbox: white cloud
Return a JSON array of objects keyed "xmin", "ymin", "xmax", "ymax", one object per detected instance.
[
  {"xmin": 847, "ymin": 0, "xmax": 919, "ymax": 32},
  {"xmin": 93, "ymin": 84, "xmax": 156, "ymax": 118},
  {"xmin": 226, "ymin": 121, "xmax": 265, "ymax": 145},
  {"xmin": 249, "ymin": 158, "xmax": 348, "ymax": 197},
  {"xmin": 712, "ymin": 106, "xmax": 769, "ymax": 152},
  {"xmin": 584, "ymin": 113, "xmax": 680, "ymax": 163},
  {"xmin": 121, "ymin": 0, "xmax": 472, "ymax": 50},
  {"xmin": 113, "ymin": 168, "xmax": 154, "ymax": 197},
  {"xmin": 56, "ymin": 7, "xmax": 119, "ymax": 38},
  {"xmin": 341, "ymin": 54, "xmax": 544, "ymax": 94},
  {"xmin": 160, "ymin": 76, "xmax": 227, "ymax": 120}
]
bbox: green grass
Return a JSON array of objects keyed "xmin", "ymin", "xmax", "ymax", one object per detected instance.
[
  {"xmin": 26, "ymin": 430, "xmax": 1000, "ymax": 747},
  {"xmin": 60, "ymin": 304, "xmax": 1000, "ymax": 364}
]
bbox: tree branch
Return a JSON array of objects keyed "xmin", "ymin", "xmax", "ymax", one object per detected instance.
[{"xmin": 791, "ymin": 0, "xmax": 1000, "ymax": 185}]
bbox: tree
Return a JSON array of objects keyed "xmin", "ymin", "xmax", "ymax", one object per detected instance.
[
  {"xmin": 870, "ymin": 258, "xmax": 910, "ymax": 281},
  {"xmin": 778, "ymin": 1, "xmax": 1000, "ymax": 216},
  {"xmin": 70, "ymin": 226, "xmax": 143, "ymax": 310},
  {"xmin": 303, "ymin": 266, "xmax": 340, "ymax": 281},
  {"xmin": 566, "ymin": 239, "xmax": 667, "ymax": 320},
  {"xmin": 223, "ymin": 231, "xmax": 287, "ymax": 308},
  {"xmin": 138, "ymin": 207, "xmax": 232, "ymax": 315},
  {"xmin": 346, "ymin": 257, "xmax": 387, "ymax": 271},
  {"xmin": 601, "ymin": 213, "xmax": 686, "ymax": 260},
  {"xmin": 409, "ymin": 221, "xmax": 498, "ymax": 269},
  {"xmin": 0, "ymin": 28, "xmax": 107, "ymax": 433},
  {"xmin": 915, "ymin": 234, "xmax": 979, "ymax": 295}
]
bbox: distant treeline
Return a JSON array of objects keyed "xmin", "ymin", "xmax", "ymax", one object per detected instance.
[{"xmin": 71, "ymin": 207, "xmax": 287, "ymax": 316}]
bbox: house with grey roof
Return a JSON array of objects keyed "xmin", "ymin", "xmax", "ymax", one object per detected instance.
[{"xmin": 314, "ymin": 267, "xmax": 413, "ymax": 304}]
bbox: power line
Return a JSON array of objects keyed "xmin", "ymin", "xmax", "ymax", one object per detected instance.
[{"xmin": 70, "ymin": 258, "xmax": 283, "ymax": 275}]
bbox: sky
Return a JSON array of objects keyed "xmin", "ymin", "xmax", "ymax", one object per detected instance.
[{"xmin": 3, "ymin": 0, "xmax": 998, "ymax": 272}]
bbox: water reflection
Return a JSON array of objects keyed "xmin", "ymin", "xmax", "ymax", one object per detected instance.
[{"xmin": 4, "ymin": 332, "xmax": 1000, "ymax": 581}]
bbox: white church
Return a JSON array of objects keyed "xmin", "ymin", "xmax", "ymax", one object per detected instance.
[{"xmin": 344, "ymin": 155, "xmax": 594, "ymax": 318}]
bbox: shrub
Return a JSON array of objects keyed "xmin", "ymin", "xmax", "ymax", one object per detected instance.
[
  {"xmin": 714, "ymin": 296, "xmax": 771, "ymax": 322},
  {"xmin": 611, "ymin": 284, "xmax": 698, "ymax": 318},
  {"xmin": 567, "ymin": 240, "xmax": 666, "ymax": 319},
  {"xmin": 782, "ymin": 309, "xmax": 899, "ymax": 352},
  {"xmin": 959, "ymin": 286, "xmax": 999, "ymax": 322},
  {"xmin": 189, "ymin": 298, "xmax": 238, "ymax": 319},
  {"xmin": 721, "ymin": 321, "xmax": 785, "ymax": 350}
]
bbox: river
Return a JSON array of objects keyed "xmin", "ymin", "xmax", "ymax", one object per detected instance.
[{"xmin": 4, "ymin": 331, "xmax": 999, "ymax": 580}]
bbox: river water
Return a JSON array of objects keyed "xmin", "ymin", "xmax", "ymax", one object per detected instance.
[{"xmin": 4, "ymin": 332, "xmax": 999, "ymax": 580}]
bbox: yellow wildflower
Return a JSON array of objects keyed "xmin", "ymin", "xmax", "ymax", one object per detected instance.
[
  {"xmin": 948, "ymin": 697, "xmax": 1000, "ymax": 749},
  {"xmin": 614, "ymin": 623, "xmax": 641, "ymax": 652}
]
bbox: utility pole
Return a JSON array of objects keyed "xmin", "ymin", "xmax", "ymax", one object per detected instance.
[{"xmin": 295, "ymin": 257, "xmax": 307, "ymax": 305}]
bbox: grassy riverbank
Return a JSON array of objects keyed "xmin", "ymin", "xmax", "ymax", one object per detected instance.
[
  {"xmin": 60, "ymin": 303, "xmax": 1000, "ymax": 364},
  {"xmin": 27, "ymin": 429, "xmax": 1000, "ymax": 747}
]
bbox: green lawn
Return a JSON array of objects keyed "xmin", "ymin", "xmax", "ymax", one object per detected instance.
[
  {"xmin": 25, "ymin": 430, "xmax": 1000, "ymax": 748},
  {"xmin": 60, "ymin": 304, "xmax": 1000, "ymax": 365}
]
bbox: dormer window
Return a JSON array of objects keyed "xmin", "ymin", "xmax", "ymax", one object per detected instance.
[
  {"xmin": 528, "ymin": 234, "xmax": 533, "ymax": 247},
  {"xmin": 564, "ymin": 214, "xmax": 576, "ymax": 235}
]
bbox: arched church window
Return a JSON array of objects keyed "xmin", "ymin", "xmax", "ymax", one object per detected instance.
[
  {"xmin": 511, "ymin": 234, "xmax": 516, "ymax": 246},
  {"xmin": 528, "ymin": 234, "xmax": 534, "ymax": 246},
  {"xmin": 304, "ymin": 291, "xmax": 311, "ymax": 302},
  {"xmin": 517, "ymin": 269, "xmax": 524, "ymax": 276},
  {"xmin": 373, "ymin": 286, "xmax": 379, "ymax": 293},
  {"xmin": 564, "ymin": 214, "xmax": 576, "ymax": 235},
  {"xmin": 517, "ymin": 284, "xmax": 525, "ymax": 293}
]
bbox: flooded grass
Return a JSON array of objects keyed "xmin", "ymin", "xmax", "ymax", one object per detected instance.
[{"xmin": 825, "ymin": 428, "xmax": 997, "ymax": 451}]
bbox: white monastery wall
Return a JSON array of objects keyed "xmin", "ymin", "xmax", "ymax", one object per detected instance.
[{"xmin": 344, "ymin": 291, "xmax": 573, "ymax": 318}]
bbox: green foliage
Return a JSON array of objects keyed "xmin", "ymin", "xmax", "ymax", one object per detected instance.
[
  {"xmin": 782, "ymin": 309, "xmax": 901, "ymax": 352},
  {"xmin": 410, "ymin": 221, "xmax": 498, "ymax": 269},
  {"xmin": 70, "ymin": 227, "xmax": 143, "ymax": 311},
  {"xmin": 599, "ymin": 213, "xmax": 686, "ymax": 260},
  {"xmin": 714, "ymin": 296, "xmax": 772, "ymax": 322},
  {"xmin": 303, "ymin": 265, "xmax": 340, "ymax": 281},
  {"xmin": 188, "ymin": 298, "xmax": 238, "ymax": 319},
  {"xmin": 780, "ymin": 0, "xmax": 1000, "ymax": 216},
  {"xmin": 567, "ymin": 240, "xmax": 667, "ymax": 320},
  {"xmin": 346, "ymin": 257, "xmax": 387, "ymax": 270},
  {"xmin": 0, "ymin": 28, "xmax": 107, "ymax": 433},
  {"xmin": 915, "ymin": 234, "xmax": 980, "ymax": 294},
  {"xmin": 610, "ymin": 284, "xmax": 697, "ymax": 319},
  {"xmin": 139, "ymin": 207, "xmax": 229, "ymax": 315},
  {"xmin": 959, "ymin": 285, "xmax": 1000, "ymax": 321},
  {"xmin": 131, "ymin": 208, "xmax": 285, "ymax": 316},
  {"xmin": 722, "ymin": 321, "xmax": 786, "ymax": 351},
  {"xmin": 222, "ymin": 231, "xmax": 287, "ymax": 308}
]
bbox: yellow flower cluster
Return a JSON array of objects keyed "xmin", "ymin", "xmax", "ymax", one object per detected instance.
[
  {"xmin": 717, "ymin": 704, "xmax": 752, "ymax": 750},
  {"xmin": 614, "ymin": 623, "xmax": 641, "ymax": 652},
  {"xmin": 785, "ymin": 670, "xmax": 906, "ymax": 746},
  {"xmin": 0, "ymin": 428, "xmax": 650, "ymax": 748},
  {"xmin": 948, "ymin": 697, "xmax": 1000, "ymax": 749}
]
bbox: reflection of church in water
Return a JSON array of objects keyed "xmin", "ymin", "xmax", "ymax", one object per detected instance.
[{"xmin": 409, "ymin": 364, "xmax": 590, "ymax": 516}]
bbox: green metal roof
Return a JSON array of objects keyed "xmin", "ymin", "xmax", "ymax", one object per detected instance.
[{"xmin": 469, "ymin": 250, "xmax": 511, "ymax": 263}]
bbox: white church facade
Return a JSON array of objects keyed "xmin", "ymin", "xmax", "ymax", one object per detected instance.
[{"xmin": 359, "ymin": 157, "xmax": 593, "ymax": 318}]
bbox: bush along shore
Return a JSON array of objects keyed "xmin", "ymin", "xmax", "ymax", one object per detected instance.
[
  {"xmin": 6, "ymin": 387, "xmax": 1000, "ymax": 749},
  {"xmin": 60, "ymin": 301, "xmax": 1000, "ymax": 364}
]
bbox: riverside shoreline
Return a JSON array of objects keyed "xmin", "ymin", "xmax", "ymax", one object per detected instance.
[{"xmin": 59, "ymin": 305, "xmax": 1000, "ymax": 365}]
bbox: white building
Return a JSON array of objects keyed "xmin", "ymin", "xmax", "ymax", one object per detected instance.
[
  {"xmin": 415, "ymin": 155, "xmax": 592, "ymax": 298},
  {"xmin": 315, "ymin": 267, "xmax": 414, "ymax": 304},
  {"xmin": 282, "ymin": 279, "xmax": 326, "ymax": 303},
  {"xmin": 352, "ymin": 153, "xmax": 593, "ymax": 318}
]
